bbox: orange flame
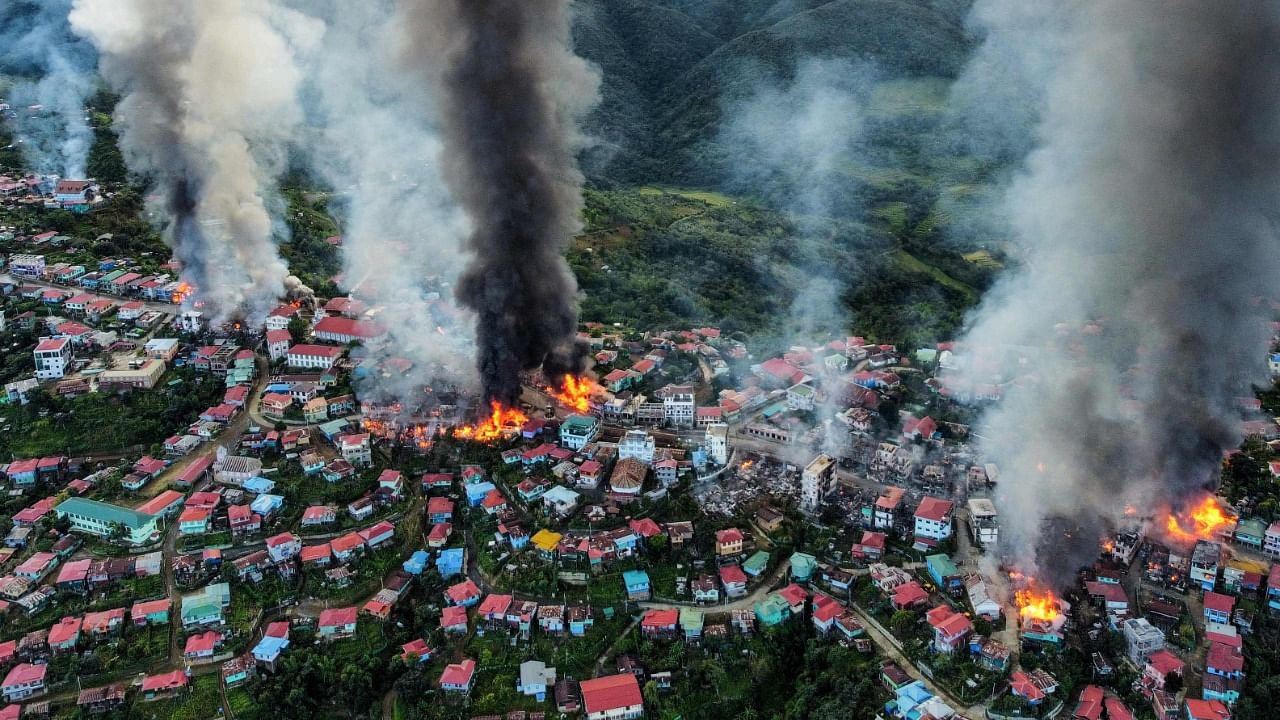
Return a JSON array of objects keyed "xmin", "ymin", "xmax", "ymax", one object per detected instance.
[
  {"xmin": 1015, "ymin": 584, "xmax": 1062, "ymax": 624},
  {"xmin": 172, "ymin": 281, "xmax": 193, "ymax": 304},
  {"xmin": 1101, "ymin": 539, "xmax": 1116, "ymax": 554},
  {"xmin": 454, "ymin": 401, "xmax": 528, "ymax": 443},
  {"xmin": 547, "ymin": 374, "xmax": 596, "ymax": 414},
  {"xmin": 739, "ymin": 460, "xmax": 755, "ymax": 471},
  {"xmin": 1163, "ymin": 495, "xmax": 1233, "ymax": 544}
]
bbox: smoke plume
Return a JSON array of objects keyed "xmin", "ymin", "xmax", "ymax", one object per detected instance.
[
  {"xmin": 69, "ymin": 0, "xmax": 320, "ymax": 323},
  {"xmin": 297, "ymin": 0, "xmax": 472, "ymax": 405},
  {"xmin": 406, "ymin": 0, "xmax": 600, "ymax": 407},
  {"xmin": 0, "ymin": 0, "xmax": 96, "ymax": 178},
  {"xmin": 951, "ymin": 1, "xmax": 1280, "ymax": 586}
]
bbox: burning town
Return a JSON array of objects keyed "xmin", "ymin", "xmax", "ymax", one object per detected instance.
[{"xmin": 0, "ymin": 1, "xmax": 1279, "ymax": 719}]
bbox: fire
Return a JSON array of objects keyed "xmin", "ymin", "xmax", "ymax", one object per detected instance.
[
  {"xmin": 1163, "ymin": 495, "xmax": 1233, "ymax": 544},
  {"xmin": 454, "ymin": 401, "xmax": 528, "ymax": 443},
  {"xmin": 172, "ymin": 281, "xmax": 193, "ymax": 304},
  {"xmin": 1102, "ymin": 539, "xmax": 1116, "ymax": 554},
  {"xmin": 739, "ymin": 460, "xmax": 755, "ymax": 472},
  {"xmin": 1014, "ymin": 582, "xmax": 1062, "ymax": 624},
  {"xmin": 546, "ymin": 374, "xmax": 596, "ymax": 414}
]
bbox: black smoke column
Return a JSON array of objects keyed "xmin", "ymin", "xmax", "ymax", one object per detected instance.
[{"xmin": 411, "ymin": 0, "xmax": 599, "ymax": 407}]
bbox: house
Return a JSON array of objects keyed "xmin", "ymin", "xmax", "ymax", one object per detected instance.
[
  {"xmin": 317, "ymin": 607, "xmax": 359, "ymax": 640},
  {"xmin": 441, "ymin": 605, "xmax": 469, "ymax": 634},
  {"xmin": 427, "ymin": 496, "xmax": 454, "ymax": 524},
  {"xmin": 965, "ymin": 575, "xmax": 1003, "ymax": 621},
  {"xmin": 580, "ymin": 673, "xmax": 643, "ymax": 720},
  {"xmin": 440, "ymin": 658, "xmax": 476, "ymax": 694},
  {"xmin": 131, "ymin": 598, "xmax": 170, "ymax": 627},
  {"xmin": 812, "ymin": 595, "xmax": 843, "ymax": 634},
  {"xmin": 1184, "ymin": 699, "xmax": 1233, "ymax": 720},
  {"xmin": 436, "ymin": 548, "xmax": 464, "ymax": 579},
  {"xmin": 178, "ymin": 506, "xmax": 211, "ymax": 535},
  {"xmin": 517, "ymin": 660, "xmax": 557, "ymax": 701},
  {"xmin": 623, "ymin": 570, "xmax": 651, "ymax": 601},
  {"xmin": 400, "ymin": 638, "xmax": 432, "ymax": 665},
  {"xmin": 754, "ymin": 595, "xmax": 791, "ymax": 626},
  {"xmin": 338, "ymin": 433, "xmax": 372, "ymax": 466},
  {"xmin": 75, "ymin": 683, "xmax": 127, "ymax": 714},
  {"xmin": 641, "ymin": 608, "xmax": 679, "ymax": 639},
  {"xmin": 926, "ymin": 605, "xmax": 973, "ymax": 654},
  {"xmin": 790, "ymin": 552, "xmax": 818, "ymax": 583},
  {"xmin": 716, "ymin": 528, "xmax": 745, "ymax": 556},
  {"xmin": 1204, "ymin": 642, "xmax": 1244, "ymax": 704},
  {"xmin": 181, "ymin": 583, "xmax": 231, "ymax": 629},
  {"xmin": 184, "ymin": 630, "xmax": 222, "ymax": 660},
  {"xmin": 914, "ymin": 497, "xmax": 954, "ymax": 542},
  {"xmin": 756, "ymin": 506, "xmax": 785, "ymax": 533},
  {"xmin": 347, "ymin": 497, "xmax": 374, "ymax": 521},
  {"xmin": 265, "ymin": 330, "xmax": 291, "ymax": 362},
  {"xmin": 556, "ymin": 679, "xmax": 582, "ymax": 714},
  {"xmin": 427, "ymin": 522, "xmax": 452, "ymax": 548},
  {"xmin": 1144, "ymin": 649, "xmax": 1185, "ymax": 692},
  {"xmin": 926, "ymin": 554, "xmax": 964, "ymax": 595},
  {"xmin": 48, "ymin": 616, "xmax": 82, "ymax": 653},
  {"xmin": 569, "ymin": 605, "xmax": 594, "ymax": 636},
  {"xmin": 1123, "ymin": 618, "xmax": 1167, "ymax": 665},
  {"xmin": 1205, "ymin": 592, "xmax": 1235, "ymax": 626},
  {"xmin": 445, "ymin": 579, "xmax": 483, "ymax": 607},
  {"xmin": 140, "ymin": 669, "xmax": 188, "ymax": 700},
  {"xmin": 301, "ymin": 505, "xmax": 336, "ymax": 527},
  {"xmin": 83, "ymin": 608, "xmax": 126, "ymax": 639},
  {"xmin": 330, "ymin": 532, "xmax": 365, "ymax": 563},
  {"xmin": 359, "ymin": 521, "xmax": 395, "ymax": 549},
  {"xmin": 312, "ymin": 316, "xmax": 386, "ymax": 344},
  {"xmin": 892, "ymin": 581, "xmax": 929, "ymax": 610},
  {"xmin": 252, "ymin": 632, "xmax": 290, "ymax": 666},
  {"xmin": 265, "ymin": 532, "xmax": 301, "ymax": 563},
  {"xmin": 1, "ymin": 663, "xmax": 47, "ymax": 702},
  {"xmin": 852, "ymin": 530, "xmax": 887, "ymax": 560}
]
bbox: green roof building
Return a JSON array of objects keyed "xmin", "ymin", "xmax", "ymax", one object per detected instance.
[
  {"xmin": 55, "ymin": 497, "xmax": 160, "ymax": 545},
  {"xmin": 1234, "ymin": 517, "xmax": 1267, "ymax": 548},
  {"xmin": 789, "ymin": 552, "xmax": 818, "ymax": 583},
  {"xmin": 558, "ymin": 414, "xmax": 600, "ymax": 451},
  {"xmin": 743, "ymin": 550, "xmax": 771, "ymax": 577},
  {"xmin": 182, "ymin": 582, "xmax": 232, "ymax": 628},
  {"xmin": 754, "ymin": 595, "xmax": 790, "ymax": 626},
  {"xmin": 680, "ymin": 607, "xmax": 704, "ymax": 640}
]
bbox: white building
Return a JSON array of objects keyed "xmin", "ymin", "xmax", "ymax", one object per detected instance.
[
  {"xmin": 913, "ymin": 497, "xmax": 955, "ymax": 541},
  {"xmin": 966, "ymin": 498, "xmax": 999, "ymax": 546},
  {"xmin": 617, "ymin": 430, "xmax": 656, "ymax": 464},
  {"xmin": 1122, "ymin": 618, "xmax": 1166, "ymax": 665},
  {"xmin": 33, "ymin": 337, "xmax": 73, "ymax": 379},
  {"xmin": 339, "ymin": 433, "xmax": 372, "ymax": 467},
  {"xmin": 786, "ymin": 383, "xmax": 816, "ymax": 411},
  {"xmin": 662, "ymin": 385, "xmax": 695, "ymax": 427},
  {"xmin": 800, "ymin": 454, "xmax": 836, "ymax": 514},
  {"xmin": 179, "ymin": 310, "xmax": 204, "ymax": 333},
  {"xmin": 8, "ymin": 254, "xmax": 46, "ymax": 277},
  {"xmin": 265, "ymin": 330, "xmax": 291, "ymax": 362},
  {"xmin": 286, "ymin": 343, "xmax": 342, "ymax": 369},
  {"xmin": 1263, "ymin": 521, "xmax": 1280, "ymax": 557},
  {"xmin": 705, "ymin": 423, "xmax": 729, "ymax": 466},
  {"xmin": 559, "ymin": 414, "xmax": 600, "ymax": 451}
]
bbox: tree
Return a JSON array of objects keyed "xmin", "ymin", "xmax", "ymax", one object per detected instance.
[
  {"xmin": 643, "ymin": 679, "xmax": 661, "ymax": 709},
  {"xmin": 890, "ymin": 610, "xmax": 916, "ymax": 637},
  {"xmin": 1164, "ymin": 672, "xmax": 1183, "ymax": 695}
]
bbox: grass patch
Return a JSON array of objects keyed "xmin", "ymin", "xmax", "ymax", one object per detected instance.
[
  {"xmin": 637, "ymin": 185, "xmax": 734, "ymax": 208},
  {"xmin": 962, "ymin": 249, "xmax": 1003, "ymax": 268},
  {"xmin": 894, "ymin": 250, "xmax": 978, "ymax": 301}
]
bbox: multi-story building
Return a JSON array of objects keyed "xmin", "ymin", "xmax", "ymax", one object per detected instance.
[
  {"xmin": 8, "ymin": 254, "xmax": 46, "ymax": 278},
  {"xmin": 705, "ymin": 423, "xmax": 729, "ymax": 466},
  {"xmin": 559, "ymin": 414, "xmax": 600, "ymax": 451},
  {"xmin": 1122, "ymin": 617, "xmax": 1166, "ymax": 665},
  {"xmin": 1191, "ymin": 540, "xmax": 1222, "ymax": 592},
  {"xmin": 54, "ymin": 498, "xmax": 160, "ymax": 545},
  {"xmin": 966, "ymin": 498, "xmax": 999, "ymax": 546},
  {"xmin": 617, "ymin": 430, "xmax": 656, "ymax": 464},
  {"xmin": 1263, "ymin": 521, "xmax": 1280, "ymax": 557},
  {"xmin": 800, "ymin": 454, "xmax": 836, "ymax": 514},
  {"xmin": 914, "ymin": 497, "xmax": 955, "ymax": 542},
  {"xmin": 286, "ymin": 344, "xmax": 343, "ymax": 369},
  {"xmin": 660, "ymin": 385, "xmax": 695, "ymax": 427},
  {"xmin": 34, "ymin": 337, "xmax": 73, "ymax": 379}
]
